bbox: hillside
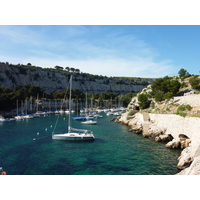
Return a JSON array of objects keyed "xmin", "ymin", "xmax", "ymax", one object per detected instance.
[
  {"xmin": 128, "ymin": 75, "xmax": 200, "ymax": 117},
  {"xmin": 0, "ymin": 62, "xmax": 153, "ymax": 94}
]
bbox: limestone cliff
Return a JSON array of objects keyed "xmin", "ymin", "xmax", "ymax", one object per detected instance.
[{"xmin": 0, "ymin": 63, "xmax": 150, "ymax": 93}]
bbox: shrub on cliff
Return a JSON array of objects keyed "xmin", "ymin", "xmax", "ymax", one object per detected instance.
[
  {"xmin": 150, "ymin": 76, "xmax": 181, "ymax": 101},
  {"xmin": 128, "ymin": 110, "xmax": 135, "ymax": 116},
  {"xmin": 138, "ymin": 93, "xmax": 149, "ymax": 109},
  {"xmin": 177, "ymin": 105, "xmax": 192, "ymax": 112},
  {"xmin": 189, "ymin": 75, "xmax": 200, "ymax": 89}
]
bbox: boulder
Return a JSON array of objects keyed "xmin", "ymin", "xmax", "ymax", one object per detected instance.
[
  {"xmin": 165, "ymin": 139, "xmax": 181, "ymax": 149},
  {"xmin": 177, "ymin": 147, "xmax": 193, "ymax": 170},
  {"xmin": 155, "ymin": 134, "xmax": 173, "ymax": 142},
  {"xmin": 148, "ymin": 125, "xmax": 166, "ymax": 138}
]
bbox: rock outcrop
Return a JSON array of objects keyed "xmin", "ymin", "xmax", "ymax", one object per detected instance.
[
  {"xmin": 116, "ymin": 112, "xmax": 200, "ymax": 175},
  {"xmin": 0, "ymin": 63, "xmax": 149, "ymax": 93}
]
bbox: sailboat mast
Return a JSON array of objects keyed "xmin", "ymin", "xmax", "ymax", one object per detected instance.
[
  {"xmin": 16, "ymin": 99, "xmax": 18, "ymax": 115},
  {"xmin": 68, "ymin": 75, "xmax": 72, "ymax": 133}
]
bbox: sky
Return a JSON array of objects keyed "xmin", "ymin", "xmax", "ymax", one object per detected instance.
[
  {"xmin": 0, "ymin": 1, "xmax": 199, "ymax": 196},
  {"xmin": 0, "ymin": 25, "xmax": 200, "ymax": 78}
]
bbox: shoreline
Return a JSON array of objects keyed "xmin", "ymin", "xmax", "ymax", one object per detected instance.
[{"xmin": 113, "ymin": 112, "xmax": 200, "ymax": 175}]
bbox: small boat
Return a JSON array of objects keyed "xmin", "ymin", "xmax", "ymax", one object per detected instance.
[
  {"xmin": 72, "ymin": 116, "xmax": 86, "ymax": 121},
  {"xmin": 52, "ymin": 75, "xmax": 95, "ymax": 141},
  {"xmin": 106, "ymin": 111, "xmax": 113, "ymax": 116},
  {"xmin": 113, "ymin": 112, "xmax": 122, "ymax": 116},
  {"xmin": 59, "ymin": 109, "xmax": 65, "ymax": 114},
  {"xmin": 86, "ymin": 116, "xmax": 94, "ymax": 120},
  {"xmin": 15, "ymin": 115, "xmax": 25, "ymax": 120},
  {"xmin": 34, "ymin": 111, "xmax": 48, "ymax": 117},
  {"xmin": 94, "ymin": 114, "xmax": 103, "ymax": 118},
  {"xmin": 81, "ymin": 120, "xmax": 97, "ymax": 125},
  {"xmin": 0, "ymin": 116, "xmax": 10, "ymax": 122},
  {"xmin": 24, "ymin": 114, "xmax": 34, "ymax": 119},
  {"xmin": 9, "ymin": 118, "xmax": 16, "ymax": 121}
]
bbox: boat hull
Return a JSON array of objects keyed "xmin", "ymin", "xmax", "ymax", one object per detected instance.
[
  {"xmin": 52, "ymin": 133, "xmax": 95, "ymax": 141},
  {"xmin": 72, "ymin": 117, "xmax": 86, "ymax": 121},
  {"xmin": 81, "ymin": 120, "xmax": 97, "ymax": 125}
]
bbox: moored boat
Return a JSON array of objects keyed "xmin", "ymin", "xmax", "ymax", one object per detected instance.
[
  {"xmin": 0, "ymin": 116, "xmax": 10, "ymax": 122},
  {"xmin": 81, "ymin": 120, "xmax": 97, "ymax": 125},
  {"xmin": 52, "ymin": 75, "xmax": 95, "ymax": 141}
]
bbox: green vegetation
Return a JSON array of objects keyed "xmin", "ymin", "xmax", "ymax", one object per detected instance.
[
  {"xmin": 178, "ymin": 68, "xmax": 191, "ymax": 79},
  {"xmin": 0, "ymin": 84, "xmax": 136, "ymax": 111},
  {"xmin": 189, "ymin": 75, "xmax": 200, "ymax": 89},
  {"xmin": 110, "ymin": 76, "xmax": 154, "ymax": 85},
  {"xmin": 150, "ymin": 76, "xmax": 181, "ymax": 102},
  {"xmin": 0, "ymin": 85, "xmax": 45, "ymax": 111},
  {"xmin": 176, "ymin": 112, "xmax": 187, "ymax": 117},
  {"xmin": 177, "ymin": 104, "xmax": 192, "ymax": 112},
  {"xmin": 138, "ymin": 93, "xmax": 149, "ymax": 109},
  {"xmin": 128, "ymin": 110, "xmax": 135, "ymax": 116}
]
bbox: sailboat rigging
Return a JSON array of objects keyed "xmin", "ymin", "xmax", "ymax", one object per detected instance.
[{"xmin": 52, "ymin": 75, "xmax": 95, "ymax": 141}]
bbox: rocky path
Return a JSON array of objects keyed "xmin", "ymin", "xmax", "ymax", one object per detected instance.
[{"xmin": 142, "ymin": 113, "xmax": 150, "ymax": 137}]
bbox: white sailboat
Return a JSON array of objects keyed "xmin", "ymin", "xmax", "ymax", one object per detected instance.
[
  {"xmin": 52, "ymin": 75, "xmax": 95, "ymax": 141},
  {"xmin": 81, "ymin": 93, "xmax": 97, "ymax": 125}
]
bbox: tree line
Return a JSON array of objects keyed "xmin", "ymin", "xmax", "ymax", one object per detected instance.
[{"xmin": 0, "ymin": 84, "xmax": 136, "ymax": 111}]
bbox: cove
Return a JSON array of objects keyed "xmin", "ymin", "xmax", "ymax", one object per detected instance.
[{"xmin": 0, "ymin": 113, "xmax": 181, "ymax": 175}]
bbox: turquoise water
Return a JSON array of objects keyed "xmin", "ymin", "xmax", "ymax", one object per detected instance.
[{"xmin": 0, "ymin": 113, "xmax": 181, "ymax": 175}]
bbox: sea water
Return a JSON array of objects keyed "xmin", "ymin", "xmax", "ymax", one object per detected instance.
[{"xmin": 0, "ymin": 113, "xmax": 181, "ymax": 175}]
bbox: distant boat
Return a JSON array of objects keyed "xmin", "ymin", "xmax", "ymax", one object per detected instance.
[
  {"xmin": 59, "ymin": 109, "xmax": 65, "ymax": 114},
  {"xmin": 52, "ymin": 75, "xmax": 95, "ymax": 141},
  {"xmin": 94, "ymin": 114, "xmax": 103, "ymax": 118},
  {"xmin": 106, "ymin": 111, "xmax": 113, "ymax": 116},
  {"xmin": 15, "ymin": 115, "xmax": 25, "ymax": 120},
  {"xmin": 0, "ymin": 116, "xmax": 10, "ymax": 122},
  {"xmin": 81, "ymin": 120, "xmax": 97, "ymax": 125},
  {"xmin": 24, "ymin": 114, "xmax": 34, "ymax": 119},
  {"xmin": 72, "ymin": 116, "xmax": 86, "ymax": 121},
  {"xmin": 54, "ymin": 110, "xmax": 60, "ymax": 114}
]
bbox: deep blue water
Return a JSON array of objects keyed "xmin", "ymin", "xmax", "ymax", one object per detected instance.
[{"xmin": 0, "ymin": 113, "xmax": 181, "ymax": 175}]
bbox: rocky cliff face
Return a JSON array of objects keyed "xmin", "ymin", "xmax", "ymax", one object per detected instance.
[{"xmin": 0, "ymin": 63, "xmax": 148, "ymax": 94}]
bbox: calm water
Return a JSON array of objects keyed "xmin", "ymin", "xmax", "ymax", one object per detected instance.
[{"xmin": 0, "ymin": 113, "xmax": 181, "ymax": 175}]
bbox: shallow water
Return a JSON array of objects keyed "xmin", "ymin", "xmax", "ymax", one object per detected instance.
[{"xmin": 0, "ymin": 113, "xmax": 181, "ymax": 175}]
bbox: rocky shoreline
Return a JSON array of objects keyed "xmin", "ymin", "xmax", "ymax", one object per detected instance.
[{"xmin": 112, "ymin": 112, "xmax": 200, "ymax": 175}]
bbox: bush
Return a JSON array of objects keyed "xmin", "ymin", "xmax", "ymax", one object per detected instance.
[
  {"xmin": 189, "ymin": 76, "xmax": 200, "ymax": 89},
  {"xmin": 128, "ymin": 110, "xmax": 135, "ymax": 116},
  {"xmin": 154, "ymin": 92, "xmax": 164, "ymax": 102},
  {"xmin": 164, "ymin": 92, "xmax": 173, "ymax": 100},
  {"xmin": 177, "ymin": 104, "xmax": 192, "ymax": 112},
  {"xmin": 138, "ymin": 93, "xmax": 149, "ymax": 109},
  {"xmin": 151, "ymin": 76, "xmax": 181, "ymax": 101},
  {"xmin": 176, "ymin": 112, "xmax": 187, "ymax": 117}
]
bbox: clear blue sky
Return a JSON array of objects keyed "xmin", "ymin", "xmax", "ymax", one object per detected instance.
[{"xmin": 0, "ymin": 25, "xmax": 200, "ymax": 78}]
